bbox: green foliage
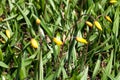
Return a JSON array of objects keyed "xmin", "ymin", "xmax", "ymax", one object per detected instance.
[{"xmin": 0, "ymin": 0, "xmax": 120, "ymax": 80}]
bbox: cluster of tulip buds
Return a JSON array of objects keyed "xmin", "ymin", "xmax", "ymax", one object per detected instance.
[{"xmin": 86, "ymin": 15, "xmax": 112, "ymax": 31}]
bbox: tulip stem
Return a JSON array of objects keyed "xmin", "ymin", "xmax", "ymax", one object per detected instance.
[
  {"xmin": 96, "ymin": 14, "xmax": 104, "ymax": 20},
  {"xmin": 80, "ymin": 14, "xmax": 95, "ymax": 21}
]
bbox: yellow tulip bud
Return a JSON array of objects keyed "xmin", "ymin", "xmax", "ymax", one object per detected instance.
[
  {"xmin": 36, "ymin": 18, "xmax": 41, "ymax": 25},
  {"xmin": 6, "ymin": 29, "xmax": 10, "ymax": 38},
  {"xmin": 94, "ymin": 21, "xmax": 102, "ymax": 31},
  {"xmin": 30, "ymin": 38, "xmax": 38, "ymax": 48},
  {"xmin": 110, "ymin": 0, "xmax": 117, "ymax": 4},
  {"xmin": 105, "ymin": 16, "xmax": 112, "ymax": 23},
  {"xmin": 76, "ymin": 37, "xmax": 88, "ymax": 44},
  {"xmin": 85, "ymin": 21, "xmax": 93, "ymax": 28},
  {"xmin": 53, "ymin": 38, "xmax": 63, "ymax": 45}
]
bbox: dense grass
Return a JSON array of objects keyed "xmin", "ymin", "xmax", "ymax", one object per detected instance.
[{"xmin": 0, "ymin": 0, "xmax": 120, "ymax": 80}]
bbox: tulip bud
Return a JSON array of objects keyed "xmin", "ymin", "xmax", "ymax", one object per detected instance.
[
  {"xmin": 6, "ymin": 29, "xmax": 10, "ymax": 38},
  {"xmin": 105, "ymin": 16, "xmax": 112, "ymax": 23},
  {"xmin": 36, "ymin": 18, "xmax": 41, "ymax": 25},
  {"xmin": 76, "ymin": 37, "xmax": 88, "ymax": 44},
  {"xmin": 94, "ymin": 21, "xmax": 102, "ymax": 31},
  {"xmin": 110, "ymin": 0, "xmax": 117, "ymax": 4},
  {"xmin": 85, "ymin": 21, "xmax": 93, "ymax": 28},
  {"xmin": 30, "ymin": 38, "xmax": 38, "ymax": 48},
  {"xmin": 53, "ymin": 38, "xmax": 63, "ymax": 45}
]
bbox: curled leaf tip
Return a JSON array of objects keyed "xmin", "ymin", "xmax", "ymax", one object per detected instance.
[
  {"xmin": 76, "ymin": 37, "xmax": 88, "ymax": 44},
  {"xmin": 94, "ymin": 21, "xmax": 102, "ymax": 31},
  {"xmin": 53, "ymin": 38, "xmax": 63, "ymax": 45},
  {"xmin": 30, "ymin": 38, "xmax": 38, "ymax": 48}
]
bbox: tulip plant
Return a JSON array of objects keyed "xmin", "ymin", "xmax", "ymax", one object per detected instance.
[{"xmin": 0, "ymin": 0, "xmax": 119, "ymax": 80}]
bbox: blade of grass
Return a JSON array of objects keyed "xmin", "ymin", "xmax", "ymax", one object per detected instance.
[
  {"xmin": 81, "ymin": 66, "xmax": 89, "ymax": 80},
  {"xmin": 105, "ymin": 50, "xmax": 113, "ymax": 74},
  {"xmin": 92, "ymin": 54, "xmax": 101, "ymax": 80},
  {"xmin": 2, "ymin": 14, "xmax": 18, "ymax": 22},
  {"xmin": 38, "ymin": 47, "xmax": 43, "ymax": 80},
  {"xmin": 77, "ymin": 66, "xmax": 89, "ymax": 80},
  {"xmin": 115, "ymin": 72, "xmax": 120, "ymax": 80},
  {"xmin": 113, "ymin": 7, "xmax": 119, "ymax": 37},
  {"xmin": 14, "ymin": 3, "xmax": 32, "ymax": 28},
  {"xmin": 0, "ymin": 61, "xmax": 9, "ymax": 68},
  {"xmin": 0, "ymin": 49, "xmax": 3, "ymax": 61},
  {"xmin": 102, "ymin": 50, "xmax": 114, "ymax": 80},
  {"xmin": 40, "ymin": 16, "xmax": 53, "ymax": 38}
]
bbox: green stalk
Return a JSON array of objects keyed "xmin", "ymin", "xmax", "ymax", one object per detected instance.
[
  {"xmin": 38, "ymin": 47, "xmax": 43, "ymax": 80},
  {"xmin": 68, "ymin": 26, "xmax": 78, "ymax": 65},
  {"xmin": 2, "ymin": 14, "xmax": 18, "ymax": 22},
  {"xmin": 16, "ymin": 52, "xmax": 22, "ymax": 80},
  {"xmin": 68, "ymin": 17, "xmax": 87, "ymax": 65}
]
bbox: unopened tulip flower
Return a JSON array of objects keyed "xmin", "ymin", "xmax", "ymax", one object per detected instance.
[
  {"xmin": 6, "ymin": 29, "xmax": 10, "ymax": 38},
  {"xmin": 105, "ymin": 16, "xmax": 112, "ymax": 23},
  {"xmin": 94, "ymin": 21, "xmax": 102, "ymax": 31},
  {"xmin": 85, "ymin": 21, "xmax": 93, "ymax": 28},
  {"xmin": 36, "ymin": 18, "xmax": 41, "ymax": 25},
  {"xmin": 53, "ymin": 38, "xmax": 63, "ymax": 45},
  {"xmin": 76, "ymin": 37, "xmax": 88, "ymax": 44},
  {"xmin": 110, "ymin": 0, "xmax": 117, "ymax": 4},
  {"xmin": 30, "ymin": 38, "xmax": 38, "ymax": 48}
]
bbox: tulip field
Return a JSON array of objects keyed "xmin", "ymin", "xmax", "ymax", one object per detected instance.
[{"xmin": 0, "ymin": 0, "xmax": 120, "ymax": 80}]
